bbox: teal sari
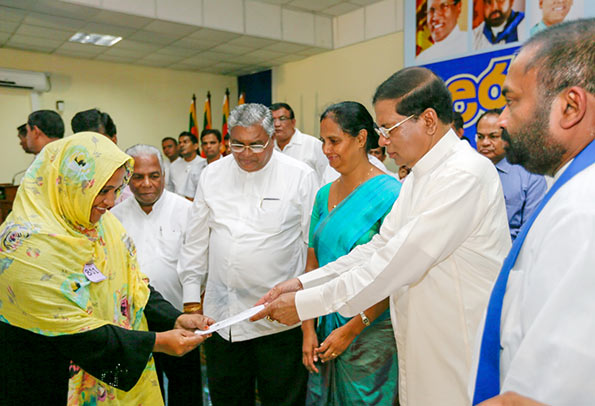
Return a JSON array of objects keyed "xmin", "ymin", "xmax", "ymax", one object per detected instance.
[{"xmin": 306, "ymin": 174, "xmax": 401, "ymax": 406}]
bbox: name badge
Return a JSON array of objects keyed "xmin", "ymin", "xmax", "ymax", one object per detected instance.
[{"xmin": 83, "ymin": 263, "xmax": 107, "ymax": 283}]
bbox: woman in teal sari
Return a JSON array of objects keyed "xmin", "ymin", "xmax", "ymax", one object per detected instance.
[{"xmin": 302, "ymin": 102, "xmax": 401, "ymax": 405}]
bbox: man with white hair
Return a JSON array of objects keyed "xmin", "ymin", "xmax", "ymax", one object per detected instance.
[
  {"xmin": 111, "ymin": 144, "xmax": 202, "ymax": 406},
  {"xmin": 178, "ymin": 103, "xmax": 318, "ymax": 406}
]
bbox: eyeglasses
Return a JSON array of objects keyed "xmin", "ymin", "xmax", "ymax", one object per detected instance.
[
  {"xmin": 229, "ymin": 138, "xmax": 271, "ymax": 153},
  {"xmin": 374, "ymin": 115, "xmax": 415, "ymax": 139},
  {"xmin": 428, "ymin": 1, "xmax": 456, "ymax": 16}
]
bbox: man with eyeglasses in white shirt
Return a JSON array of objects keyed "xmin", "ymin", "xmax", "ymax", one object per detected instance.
[
  {"xmin": 178, "ymin": 103, "xmax": 318, "ymax": 406},
  {"xmin": 270, "ymin": 102, "xmax": 328, "ymax": 183},
  {"xmin": 252, "ymin": 67, "xmax": 511, "ymax": 405}
]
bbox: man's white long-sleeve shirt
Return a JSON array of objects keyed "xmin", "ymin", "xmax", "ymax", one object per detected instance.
[
  {"xmin": 275, "ymin": 128, "xmax": 328, "ymax": 183},
  {"xmin": 470, "ymin": 161, "xmax": 595, "ymax": 404},
  {"xmin": 168, "ymin": 155, "xmax": 206, "ymax": 195},
  {"xmin": 111, "ymin": 190, "xmax": 191, "ymax": 311},
  {"xmin": 179, "ymin": 152, "xmax": 318, "ymax": 341},
  {"xmin": 296, "ymin": 130, "xmax": 511, "ymax": 406}
]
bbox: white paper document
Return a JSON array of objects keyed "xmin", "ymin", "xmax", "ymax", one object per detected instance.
[{"xmin": 195, "ymin": 304, "xmax": 265, "ymax": 336}]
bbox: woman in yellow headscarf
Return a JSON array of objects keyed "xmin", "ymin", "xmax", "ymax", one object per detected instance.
[{"xmin": 0, "ymin": 132, "xmax": 212, "ymax": 405}]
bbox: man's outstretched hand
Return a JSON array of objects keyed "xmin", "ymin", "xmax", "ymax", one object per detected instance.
[
  {"xmin": 254, "ymin": 277, "xmax": 304, "ymax": 306},
  {"xmin": 250, "ymin": 292, "xmax": 300, "ymax": 326}
]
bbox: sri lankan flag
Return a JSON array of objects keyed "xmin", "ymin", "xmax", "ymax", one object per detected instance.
[
  {"xmin": 189, "ymin": 93, "xmax": 199, "ymax": 137},
  {"xmin": 203, "ymin": 91, "xmax": 212, "ymax": 130},
  {"xmin": 238, "ymin": 91, "xmax": 245, "ymax": 105},
  {"xmin": 222, "ymin": 88, "xmax": 230, "ymax": 137}
]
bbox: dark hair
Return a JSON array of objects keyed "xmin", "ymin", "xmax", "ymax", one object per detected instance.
[
  {"xmin": 179, "ymin": 131, "xmax": 198, "ymax": 144},
  {"xmin": 17, "ymin": 124, "xmax": 27, "ymax": 136},
  {"xmin": 71, "ymin": 108, "xmax": 117, "ymax": 140},
  {"xmin": 373, "ymin": 67, "xmax": 454, "ymax": 125},
  {"xmin": 101, "ymin": 112, "xmax": 117, "ymax": 137},
  {"xmin": 477, "ymin": 108, "xmax": 502, "ymax": 125},
  {"xmin": 27, "ymin": 110, "xmax": 64, "ymax": 139},
  {"xmin": 270, "ymin": 102, "xmax": 295, "ymax": 119},
  {"xmin": 71, "ymin": 108, "xmax": 104, "ymax": 134},
  {"xmin": 523, "ymin": 18, "xmax": 594, "ymax": 102},
  {"xmin": 162, "ymin": 137, "xmax": 178, "ymax": 145},
  {"xmin": 452, "ymin": 112, "xmax": 464, "ymax": 130},
  {"xmin": 201, "ymin": 129, "xmax": 222, "ymax": 143},
  {"xmin": 320, "ymin": 101, "xmax": 379, "ymax": 151}
]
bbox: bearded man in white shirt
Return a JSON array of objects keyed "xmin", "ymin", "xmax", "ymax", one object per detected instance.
[
  {"xmin": 270, "ymin": 102, "xmax": 328, "ymax": 182},
  {"xmin": 111, "ymin": 144, "xmax": 202, "ymax": 406},
  {"xmin": 178, "ymin": 103, "xmax": 318, "ymax": 406},
  {"xmin": 253, "ymin": 67, "xmax": 511, "ymax": 406},
  {"xmin": 471, "ymin": 19, "xmax": 595, "ymax": 406}
]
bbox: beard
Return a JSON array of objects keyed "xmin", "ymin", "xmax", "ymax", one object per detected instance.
[
  {"xmin": 503, "ymin": 105, "xmax": 566, "ymax": 176},
  {"xmin": 486, "ymin": 10, "xmax": 506, "ymax": 27}
]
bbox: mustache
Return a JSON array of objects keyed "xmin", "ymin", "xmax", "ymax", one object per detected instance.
[{"xmin": 488, "ymin": 10, "xmax": 503, "ymax": 19}]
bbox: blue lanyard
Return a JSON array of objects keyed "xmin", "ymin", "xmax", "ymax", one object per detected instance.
[{"xmin": 473, "ymin": 139, "xmax": 595, "ymax": 404}]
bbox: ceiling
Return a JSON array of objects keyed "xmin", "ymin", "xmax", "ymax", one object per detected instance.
[{"xmin": 0, "ymin": 0, "xmax": 385, "ymax": 76}]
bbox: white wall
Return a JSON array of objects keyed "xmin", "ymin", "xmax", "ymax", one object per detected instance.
[{"xmin": 0, "ymin": 47, "xmax": 237, "ymax": 183}]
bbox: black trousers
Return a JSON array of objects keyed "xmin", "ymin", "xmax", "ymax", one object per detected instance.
[
  {"xmin": 204, "ymin": 327, "xmax": 308, "ymax": 406},
  {"xmin": 154, "ymin": 346, "xmax": 203, "ymax": 406}
]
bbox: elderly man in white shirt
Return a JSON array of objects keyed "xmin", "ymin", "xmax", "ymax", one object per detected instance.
[
  {"xmin": 270, "ymin": 102, "xmax": 328, "ymax": 182},
  {"xmin": 178, "ymin": 103, "xmax": 318, "ymax": 406},
  {"xmin": 253, "ymin": 67, "xmax": 511, "ymax": 406},
  {"xmin": 111, "ymin": 144, "xmax": 203, "ymax": 406}
]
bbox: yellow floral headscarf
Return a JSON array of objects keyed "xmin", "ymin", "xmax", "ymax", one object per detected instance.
[{"xmin": 0, "ymin": 132, "xmax": 163, "ymax": 405}]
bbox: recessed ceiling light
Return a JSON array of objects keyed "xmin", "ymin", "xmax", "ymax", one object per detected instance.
[{"xmin": 69, "ymin": 32, "xmax": 122, "ymax": 47}]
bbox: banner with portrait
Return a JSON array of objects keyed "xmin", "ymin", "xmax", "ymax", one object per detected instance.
[{"xmin": 404, "ymin": 0, "xmax": 592, "ymax": 143}]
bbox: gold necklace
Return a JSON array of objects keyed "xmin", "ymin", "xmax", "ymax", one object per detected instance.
[{"xmin": 332, "ymin": 166, "xmax": 375, "ymax": 209}]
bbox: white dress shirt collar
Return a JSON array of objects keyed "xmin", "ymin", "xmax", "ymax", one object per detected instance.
[{"xmin": 412, "ymin": 128, "xmax": 459, "ymax": 177}]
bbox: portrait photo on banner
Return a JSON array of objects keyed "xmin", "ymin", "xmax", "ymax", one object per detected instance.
[
  {"xmin": 527, "ymin": 0, "xmax": 584, "ymax": 37},
  {"xmin": 472, "ymin": 0, "xmax": 527, "ymax": 51},
  {"xmin": 415, "ymin": 0, "xmax": 470, "ymax": 62}
]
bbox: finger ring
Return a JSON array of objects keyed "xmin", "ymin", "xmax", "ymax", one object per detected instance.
[
  {"xmin": 331, "ymin": 352, "xmax": 337, "ymax": 357},
  {"xmin": 265, "ymin": 316, "xmax": 274, "ymax": 322}
]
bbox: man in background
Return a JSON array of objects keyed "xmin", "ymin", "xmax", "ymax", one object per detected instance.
[
  {"xmin": 168, "ymin": 132, "xmax": 205, "ymax": 196},
  {"xmin": 71, "ymin": 108, "xmax": 130, "ymax": 203},
  {"xmin": 475, "ymin": 109, "xmax": 546, "ymax": 240},
  {"xmin": 25, "ymin": 110, "xmax": 64, "ymax": 154},
  {"xmin": 183, "ymin": 129, "xmax": 222, "ymax": 200},
  {"xmin": 71, "ymin": 108, "xmax": 117, "ymax": 143},
  {"xmin": 474, "ymin": 0, "xmax": 526, "ymax": 49},
  {"xmin": 161, "ymin": 137, "xmax": 179, "ymax": 165},
  {"xmin": 17, "ymin": 124, "xmax": 32, "ymax": 154},
  {"xmin": 369, "ymin": 146, "xmax": 387, "ymax": 163},
  {"xmin": 12, "ymin": 124, "xmax": 34, "ymax": 185},
  {"xmin": 270, "ymin": 102, "xmax": 328, "ymax": 182},
  {"xmin": 453, "ymin": 111, "xmax": 471, "ymax": 143}
]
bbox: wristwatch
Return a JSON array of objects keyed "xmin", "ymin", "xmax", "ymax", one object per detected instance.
[{"xmin": 359, "ymin": 311, "xmax": 371, "ymax": 327}]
